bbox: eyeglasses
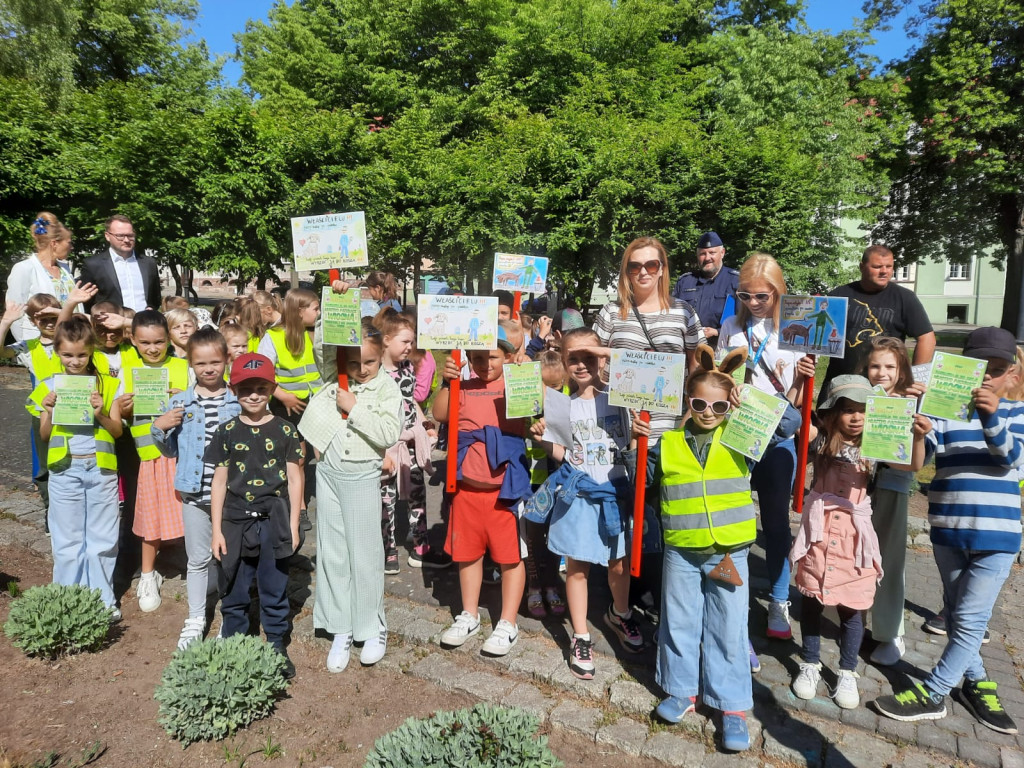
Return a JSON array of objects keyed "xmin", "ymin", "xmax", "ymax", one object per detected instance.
[
  {"xmin": 626, "ymin": 259, "xmax": 662, "ymax": 277},
  {"xmin": 106, "ymin": 232, "xmax": 136, "ymax": 241},
  {"xmin": 688, "ymin": 398, "xmax": 731, "ymax": 414},
  {"xmin": 736, "ymin": 291, "xmax": 773, "ymax": 303}
]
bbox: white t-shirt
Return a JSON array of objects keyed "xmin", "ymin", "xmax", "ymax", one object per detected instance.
[
  {"xmin": 545, "ymin": 392, "xmax": 628, "ymax": 485},
  {"xmin": 717, "ymin": 315, "xmax": 805, "ymax": 396}
]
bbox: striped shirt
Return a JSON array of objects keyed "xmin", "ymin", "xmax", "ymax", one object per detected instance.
[
  {"xmin": 594, "ymin": 299, "xmax": 706, "ymax": 443},
  {"xmin": 182, "ymin": 391, "xmax": 227, "ymax": 507},
  {"xmin": 926, "ymin": 399, "xmax": 1024, "ymax": 553}
]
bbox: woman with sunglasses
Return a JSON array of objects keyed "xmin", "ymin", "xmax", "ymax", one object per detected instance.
[
  {"xmin": 592, "ymin": 237, "xmax": 707, "ymax": 620},
  {"xmin": 717, "ymin": 252, "xmax": 812, "ymax": 654}
]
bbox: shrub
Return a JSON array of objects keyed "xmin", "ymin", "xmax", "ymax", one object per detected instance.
[
  {"xmin": 3, "ymin": 584, "xmax": 112, "ymax": 658},
  {"xmin": 154, "ymin": 635, "xmax": 288, "ymax": 746},
  {"xmin": 364, "ymin": 702, "xmax": 563, "ymax": 768}
]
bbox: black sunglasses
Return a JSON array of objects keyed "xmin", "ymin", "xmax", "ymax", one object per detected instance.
[{"xmin": 626, "ymin": 259, "xmax": 662, "ymax": 277}]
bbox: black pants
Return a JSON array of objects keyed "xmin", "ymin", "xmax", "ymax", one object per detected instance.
[{"xmin": 800, "ymin": 595, "xmax": 864, "ymax": 670}]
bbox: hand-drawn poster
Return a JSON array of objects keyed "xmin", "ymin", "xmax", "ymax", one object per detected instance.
[
  {"xmin": 861, "ymin": 395, "xmax": 917, "ymax": 463},
  {"xmin": 131, "ymin": 367, "xmax": 169, "ymax": 416},
  {"xmin": 491, "ymin": 253, "xmax": 549, "ymax": 294},
  {"xmin": 416, "ymin": 295, "xmax": 499, "ymax": 351},
  {"xmin": 720, "ymin": 386, "xmax": 788, "ymax": 461},
  {"xmin": 607, "ymin": 349, "xmax": 686, "ymax": 415},
  {"xmin": 53, "ymin": 375, "xmax": 96, "ymax": 427},
  {"xmin": 320, "ymin": 288, "xmax": 362, "ymax": 346},
  {"xmin": 919, "ymin": 352, "xmax": 987, "ymax": 422},
  {"xmin": 291, "ymin": 212, "xmax": 368, "ymax": 271},
  {"xmin": 503, "ymin": 362, "xmax": 545, "ymax": 418},
  {"xmin": 778, "ymin": 295, "xmax": 849, "ymax": 358}
]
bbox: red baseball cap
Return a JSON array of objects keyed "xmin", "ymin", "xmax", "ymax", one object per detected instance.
[{"xmin": 230, "ymin": 353, "xmax": 276, "ymax": 386}]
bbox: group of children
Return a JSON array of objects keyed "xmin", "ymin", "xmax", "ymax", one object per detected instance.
[{"xmin": 6, "ymin": 255, "xmax": 1024, "ymax": 751}]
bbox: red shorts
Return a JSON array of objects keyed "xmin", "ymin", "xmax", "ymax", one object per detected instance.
[{"xmin": 445, "ymin": 484, "xmax": 523, "ymax": 564}]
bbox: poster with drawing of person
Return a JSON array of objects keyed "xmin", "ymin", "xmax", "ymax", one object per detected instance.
[
  {"xmin": 542, "ymin": 389, "xmax": 628, "ymax": 484},
  {"xmin": 778, "ymin": 294, "xmax": 849, "ymax": 358}
]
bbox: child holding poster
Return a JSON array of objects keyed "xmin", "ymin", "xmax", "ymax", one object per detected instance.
[
  {"xmin": 857, "ymin": 337, "xmax": 926, "ymax": 666},
  {"xmin": 27, "ymin": 315, "xmax": 123, "ymax": 615},
  {"xmin": 632, "ymin": 344, "xmax": 753, "ymax": 751},
  {"xmin": 790, "ymin": 374, "xmax": 929, "ymax": 710},
  {"xmin": 432, "ymin": 326, "xmax": 530, "ymax": 658},
  {"xmin": 526, "ymin": 327, "xmax": 639, "ymax": 679},
  {"xmin": 123, "ymin": 310, "xmax": 193, "ymax": 613}
]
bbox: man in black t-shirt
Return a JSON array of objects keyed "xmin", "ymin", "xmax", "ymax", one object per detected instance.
[{"xmin": 823, "ymin": 244, "xmax": 936, "ymax": 387}]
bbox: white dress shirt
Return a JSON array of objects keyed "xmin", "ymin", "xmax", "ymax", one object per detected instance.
[{"xmin": 109, "ymin": 247, "xmax": 148, "ymax": 312}]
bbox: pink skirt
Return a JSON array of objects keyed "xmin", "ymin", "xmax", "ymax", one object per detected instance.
[{"xmin": 132, "ymin": 455, "xmax": 183, "ymax": 541}]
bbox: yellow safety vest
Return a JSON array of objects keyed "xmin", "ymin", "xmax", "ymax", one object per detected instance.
[
  {"xmin": 26, "ymin": 374, "xmax": 119, "ymax": 471},
  {"xmin": 92, "ymin": 343, "xmax": 140, "ymax": 378},
  {"xmin": 266, "ymin": 327, "xmax": 322, "ymax": 399},
  {"xmin": 28, "ymin": 339, "xmax": 62, "ymax": 382},
  {"xmin": 247, "ymin": 334, "xmax": 260, "ymax": 353},
  {"xmin": 528, "ymin": 443, "xmax": 548, "ymax": 486},
  {"xmin": 659, "ymin": 427, "xmax": 756, "ymax": 550},
  {"xmin": 125, "ymin": 356, "xmax": 190, "ymax": 461}
]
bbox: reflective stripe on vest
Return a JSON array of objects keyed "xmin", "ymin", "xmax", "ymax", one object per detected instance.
[
  {"xmin": 267, "ymin": 328, "xmax": 322, "ymax": 398},
  {"xmin": 126, "ymin": 357, "xmax": 190, "ymax": 460},
  {"xmin": 659, "ymin": 428, "xmax": 756, "ymax": 550}
]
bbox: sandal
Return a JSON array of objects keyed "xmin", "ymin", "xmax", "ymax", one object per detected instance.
[
  {"xmin": 527, "ymin": 589, "xmax": 547, "ymax": 618},
  {"xmin": 544, "ymin": 587, "xmax": 566, "ymax": 616}
]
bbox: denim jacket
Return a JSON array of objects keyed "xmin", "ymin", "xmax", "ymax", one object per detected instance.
[{"xmin": 152, "ymin": 386, "xmax": 241, "ymax": 494}]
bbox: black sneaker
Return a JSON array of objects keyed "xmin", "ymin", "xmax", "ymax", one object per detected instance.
[
  {"xmin": 958, "ymin": 680, "xmax": 1018, "ymax": 734},
  {"xmin": 923, "ymin": 615, "xmax": 947, "ymax": 635},
  {"xmin": 384, "ymin": 549, "xmax": 401, "ymax": 575},
  {"xmin": 279, "ymin": 650, "xmax": 296, "ymax": 680},
  {"xmin": 299, "ymin": 509, "xmax": 312, "ymax": 532},
  {"xmin": 410, "ymin": 549, "xmax": 452, "ymax": 570},
  {"xmin": 873, "ymin": 684, "xmax": 947, "ymax": 722}
]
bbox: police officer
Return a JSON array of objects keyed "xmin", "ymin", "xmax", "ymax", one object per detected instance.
[{"xmin": 671, "ymin": 231, "xmax": 739, "ymax": 343}]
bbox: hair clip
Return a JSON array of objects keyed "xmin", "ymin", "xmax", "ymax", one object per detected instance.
[{"xmin": 33, "ymin": 217, "xmax": 48, "ymax": 235}]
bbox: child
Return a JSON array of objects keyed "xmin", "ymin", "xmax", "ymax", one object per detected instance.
[
  {"xmin": 791, "ymin": 374, "xmax": 927, "ymax": 709},
  {"xmin": 87, "ymin": 301, "xmax": 138, "ymax": 383},
  {"xmin": 231, "ymin": 296, "xmax": 266, "ymax": 352},
  {"xmin": 874, "ymin": 327, "xmax": 1024, "ymax": 734},
  {"xmin": 373, "ymin": 308, "xmax": 444, "ymax": 571},
  {"xmin": 528, "ymin": 327, "xmax": 638, "ymax": 677},
  {"xmin": 165, "ymin": 308, "xmax": 198, "ymax": 358},
  {"xmin": 27, "ymin": 316, "xmax": 123, "ymax": 615},
  {"xmin": 635, "ymin": 345, "xmax": 752, "ymax": 751},
  {"xmin": 152, "ymin": 328, "xmax": 240, "ymax": 649},
  {"xmin": 300, "ymin": 327, "xmax": 402, "ymax": 671},
  {"xmin": 220, "ymin": 321, "xmax": 251, "ymax": 365},
  {"xmin": 258, "ymin": 288, "xmax": 321, "ymax": 523},
  {"xmin": 252, "ymin": 290, "xmax": 283, "ymax": 330},
  {"xmin": 123, "ymin": 310, "xmax": 192, "ymax": 612},
  {"xmin": 859, "ymin": 337, "xmax": 925, "ymax": 666},
  {"xmin": 432, "ymin": 326, "xmax": 530, "ymax": 657},
  {"xmin": 209, "ymin": 353, "xmax": 304, "ymax": 678}
]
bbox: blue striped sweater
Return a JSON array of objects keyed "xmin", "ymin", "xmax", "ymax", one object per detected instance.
[{"xmin": 926, "ymin": 399, "xmax": 1024, "ymax": 553}]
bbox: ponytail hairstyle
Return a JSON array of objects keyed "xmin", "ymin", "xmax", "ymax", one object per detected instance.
[
  {"xmin": 360, "ymin": 317, "xmax": 384, "ymax": 353},
  {"xmin": 251, "ymin": 290, "xmax": 283, "ymax": 326},
  {"xmin": 231, "ymin": 296, "xmax": 266, "ymax": 339},
  {"xmin": 372, "ymin": 306, "xmax": 415, "ymax": 339},
  {"xmin": 365, "ymin": 270, "xmax": 399, "ymax": 303},
  {"xmin": 54, "ymin": 314, "xmax": 100, "ymax": 388},
  {"xmin": 282, "ymin": 288, "xmax": 318, "ymax": 357},
  {"xmin": 30, "ymin": 211, "xmax": 72, "ymax": 256}
]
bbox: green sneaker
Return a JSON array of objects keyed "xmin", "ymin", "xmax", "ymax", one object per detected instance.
[
  {"xmin": 958, "ymin": 680, "xmax": 1018, "ymax": 734},
  {"xmin": 873, "ymin": 683, "xmax": 947, "ymax": 722}
]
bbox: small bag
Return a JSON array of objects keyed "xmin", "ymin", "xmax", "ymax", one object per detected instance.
[{"xmin": 708, "ymin": 552, "xmax": 743, "ymax": 586}]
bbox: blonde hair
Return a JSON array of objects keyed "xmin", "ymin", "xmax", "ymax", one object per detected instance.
[
  {"xmin": 251, "ymin": 290, "xmax": 282, "ymax": 316},
  {"xmin": 1005, "ymin": 346, "xmax": 1024, "ymax": 401},
  {"xmin": 615, "ymin": 237, "xmax": 671, "ymax": 319},
  {"xmin": 283, "ymin": 289, "xmax": 318, "ymax": 357},
  {"xmin": 30, "ymin": 212, "xmax": 71, "ymax": 254},
  {"xmin": 735, "ymin": 251, "xmax": 787, "ymax": 327},
  {"xmin": 231, "ymin": 296, "xmax": 266, "ymax": 338},
  {"xmin": 164, "ymin": 308, "xmax": 198, "ymax": 331}
]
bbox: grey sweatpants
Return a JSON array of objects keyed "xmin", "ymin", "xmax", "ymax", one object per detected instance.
[{"xmin": 182, "ymin": 501, "xmax": 216, "ymax": 621}]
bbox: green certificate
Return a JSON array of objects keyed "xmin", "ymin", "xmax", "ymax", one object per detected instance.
[
  {"xmin": 720, "ymin": 386, "xmax": 788, "ymax": 461},
  {"xmin": 503, "ymin": 362, "xmax": 544, "ymax": 419},
  {"xmin": 320, "ymin": 287, "xmax": 362, "ymax": 346},
  {"xmin": 862, "ymin": 396, "xmax": 916, "ymax": 463},
  {"xmin": 919, "ymin": 352, "xmax": 987, "ymax": 422},
  {"xmin": 132, "ymin": 367, "xmax": 170, "ymax": 416},
  {"xmin": 53, "ymin": 375, "xmax": 96, "ymax": 427}
]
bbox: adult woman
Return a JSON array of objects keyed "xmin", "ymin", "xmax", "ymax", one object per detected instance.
[
  {"xmin": 592, "ymin": 237, "xmax": 706, "ymax": 624},
  {"xmin": 331, "ymin": 270, "xmax": 402, "ymax": 314},
  {"xmin": 717, "ymin": 252, "xmax": 808, "ymax": 644},
  {"xmin": 6, "ymin": 212, "xmax": 78, "ymax": 340}
]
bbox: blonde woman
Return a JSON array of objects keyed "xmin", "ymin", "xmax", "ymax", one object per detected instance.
[{"xmin": 6, "ymin": 212, "xmax": 78, "ymax": 341}]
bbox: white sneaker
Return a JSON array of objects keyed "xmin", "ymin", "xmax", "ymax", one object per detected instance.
[
  {"xmin": 481, "ymin": 619, "xmax": 519, "ymax": 657},
  {"xmin": 832, "ymin": 669, "xmax": 860, "ymax": 709},
  {"xmin": 767, "ymin": 600, "xmax": 792, "ymax": 639},
  {"xmin": 327, "ymin": 633, "xmax": 353, "ymax": 672},
  {"xmin": 869, "ymin": 636, "xmax": 906, "ymax": 666},
  {"xmin": 360, "ymin": 625, "xmax": 387, "ymax": 666},
  {"xmin": 440, "ymin": 611, "xmax": 481, "ymax": 648},
  {"xmin": 176, "ymin": 617, "xmax": 205, "ymax": 651},
  {"xmin": 137, "ymin": 572, "xmax": 163, "ymax": 613},
  {"xmin": 792, "ymin": 662, "xmax": 822, "ymax": 700}
]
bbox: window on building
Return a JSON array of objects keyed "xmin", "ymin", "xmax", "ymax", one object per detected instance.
[
  {"xmin": 947, "ymin": 261, "xmax": 971, "ymax": 280},
  {"xmin": 895, "ymin": 264, "xmax": 916, "ymax": 282},
  {"xmin": 946, "ymin": 304, "xmax": 968, "ymax": 324}
]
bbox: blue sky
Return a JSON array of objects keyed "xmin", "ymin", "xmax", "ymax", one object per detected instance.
[{"xmin": 191, "ymin": 0, "xmax": 917, "ymax": 86}]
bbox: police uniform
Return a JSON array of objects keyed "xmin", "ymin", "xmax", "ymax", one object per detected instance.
[{"xmin": 671, "ymin": 266, "xmax": 739, "ymax": 332}]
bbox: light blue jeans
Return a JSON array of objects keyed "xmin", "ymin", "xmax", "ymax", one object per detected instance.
[
  {"xmin": 49, "ymin": 458, "xmax": 119, "ymax": 608},
  {"xmin": 750, "ymin": 438, "xmax": 796, "ymax": 603},
  {"xmin": 657, "ymin": 545, "xmax": 752, "ymax": 712},
  {"xmin": 924, "ymin": 545, "xmax": 1014, "ymax": 696}
]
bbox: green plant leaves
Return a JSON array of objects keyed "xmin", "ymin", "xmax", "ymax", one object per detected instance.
[{"xmin": 3, "ymin": 583, "xmax": 112, "ymax": 658}]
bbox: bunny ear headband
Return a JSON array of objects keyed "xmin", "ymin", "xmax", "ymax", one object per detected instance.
[{"xmin": 694, "ymin": 343, "xmax": 747, "ymax": 377}]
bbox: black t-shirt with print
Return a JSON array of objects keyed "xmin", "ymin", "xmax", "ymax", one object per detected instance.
[
  {"xmin": 205, "ymin": 415, "xmax": 305, "ymax": 510},
  {"xmin": 824, "ymin": 281, "xmax": 933, "ymax": 381}
]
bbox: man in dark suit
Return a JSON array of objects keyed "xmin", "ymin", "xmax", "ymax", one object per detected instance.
[{"xmin": 78, "ymin": 214, "xmax": 162, "ymax": 312}]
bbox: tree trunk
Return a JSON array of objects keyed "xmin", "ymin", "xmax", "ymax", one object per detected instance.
[
  {"xmin": 168, "ymin": 261, "xmax": 182, "ymax": 297},
  {"xmin": 998, "ymin": 194, "xmax": 1024, "ymax": 339}
]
